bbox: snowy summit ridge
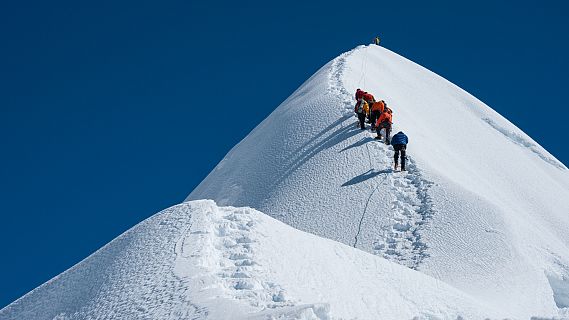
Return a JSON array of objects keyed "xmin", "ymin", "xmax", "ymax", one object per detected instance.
[{"xmin": 3, "ymin": 45, "xmax": 569, "ymax": 319}]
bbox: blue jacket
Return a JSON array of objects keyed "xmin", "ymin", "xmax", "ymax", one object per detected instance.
[{"xmin": 391, "ymin": 132, "xmax": 408, "ymax": 145}]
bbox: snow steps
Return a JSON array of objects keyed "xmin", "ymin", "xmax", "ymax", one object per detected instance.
[
  {"xmin": 186, "ymin": 203, "xmax": 292, "ymax": 309},
  {"xmin": 355, "ymin": 131, "xmax": 435, "ymax": 270},
  {"xmin": 329, "ymin": 48, "xmax": 435, "ymax": 270}
]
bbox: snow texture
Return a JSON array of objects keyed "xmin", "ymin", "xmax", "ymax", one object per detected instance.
[
  {"xmin": 3, "ymin": 45, "xmax": 569, "ymax": 319},
  {"xmin": 188, "ymin": 45, "xmax": 569, "ymax": 318},
  {"xmin": 0, "ymin": 201, "xmax": 504, "ymax": 319}
]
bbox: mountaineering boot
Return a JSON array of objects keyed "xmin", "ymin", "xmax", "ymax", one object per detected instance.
[
  {"xmin": 375, "ymin": 134, "xmax": 383, "ymax": 140},
  {"xmin": 394, "ymin": 163, "xmax": 398, "ymax": 171}
]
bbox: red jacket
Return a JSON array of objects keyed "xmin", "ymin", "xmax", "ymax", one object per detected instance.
[{"xmin": 363, "ymin": 92, "xmax": 375, "ymax": 103}]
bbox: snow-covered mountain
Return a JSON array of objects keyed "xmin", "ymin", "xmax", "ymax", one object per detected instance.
[
  {"xmin": 2, "ymin": 45, "xmax": 569, "ymax": 319},
  {"xmin": 1, "ymin": 201, "xmax": 506, "ymax": 319},
  {"xmin": 188, "ymin": 45, "xmax": 569, "ymax": 317}
]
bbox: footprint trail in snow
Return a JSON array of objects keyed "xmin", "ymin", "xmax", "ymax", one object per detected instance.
[
  {"xmin": 368, "ymin": 142, "xmax": 434, "ymax": 269},
  {"xmin": 329, "ymin": 48, "xmax": 435, "ymax": 269}
]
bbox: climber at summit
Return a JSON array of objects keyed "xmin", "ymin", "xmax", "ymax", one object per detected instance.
[
  {"xmin": 391, "ymin": 131, "xmax": 408, "ymax": 171},
  {"xmin": 373, "ymin": 36, "xmax": 381, "ymax": 46}
]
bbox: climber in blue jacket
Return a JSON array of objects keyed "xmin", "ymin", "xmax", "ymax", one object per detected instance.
[{"xmin": 391, "ymin": 131, "xmax": 408, "ymax": 171}]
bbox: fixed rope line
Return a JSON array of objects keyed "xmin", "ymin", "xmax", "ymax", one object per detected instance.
[
  {"xmin": 353, "ymin": 173, "xmax": 388, "ymax": 248},
  {"xmin": 362, "ymin": 46, "xmax": 368, "ymax": 88},
  {"xmin": 357, "ymin": 46, "xmax": 369, "ymax": 87},
  {"xmin": 353, "ymin": 141, "xmax": 387, "ymax": 248}
]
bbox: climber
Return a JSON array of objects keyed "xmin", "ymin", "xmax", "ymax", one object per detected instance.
[
  {"xmin": 370, "ymin": 100, "xmax": 386, "ymax": 131},
  {"xmin": 391, "ymin": 131, "xmax": 408, "ymax": 171},
  {"xmin": 355, "ymin": 88, "xmax": 365, "ymax": 101},
  {"xmin": 373, "ymin": 36, "xmax": 381, "ymax": 46},
  {"xmin": 354, "ymin": 98, "xmax": 369, "ymax": 130},
  {"xmin": 362, "ymin": 91, "xmax": 376, "ymax": 122},
  {"xmin": 374, "ymin": 106, "xmax": 392, "ymax": 144},
  {"xmin": 362, "ymin": 91, "xmax": 375, "ymax": 107}
]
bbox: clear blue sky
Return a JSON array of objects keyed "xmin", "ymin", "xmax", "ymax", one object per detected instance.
[{"xmin": 0, "ymin": 0, "xmax": 567, "ymax": 308}]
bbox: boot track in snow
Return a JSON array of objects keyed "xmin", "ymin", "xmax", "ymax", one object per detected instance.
[
  {"xmin": 185, "ymin": 205, "xmax": 292, "ymax": 309},
  {"xmin": 329, "ymin": 46, "xmax": 435, "ymax": 270}
]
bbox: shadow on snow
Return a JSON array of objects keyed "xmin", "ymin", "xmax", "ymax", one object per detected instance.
[
  {"xmin": 340, "ymin": 136, "xmax": 374, "ymax": 153},
  {"xmin": 270, "ymin": 114, "xmax": 360, "ymax": 190},
  {"xmin": 342, "ymin": 169, "xmax": 392, "ymax": 187}
]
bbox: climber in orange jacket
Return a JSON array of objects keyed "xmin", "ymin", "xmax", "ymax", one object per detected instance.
[
  {"xmin": 370, "ymin": 100, "xmax": 386, "ymax": 131},
  {"xmin": 373, "ymin": 36, "xmax": 381, "ymax": 46},
  {"xmin": 375, "ymin": 107, "xmax": 392, "ymax": 144}
]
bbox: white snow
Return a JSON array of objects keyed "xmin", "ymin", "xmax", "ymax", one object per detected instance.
[
  {"xmin": 188, "ymin": 45, "xmax": 569, "ymax": 318},
  {"xmin": 0, "ymin": 200, "xmax": 505, "ymax": 319},
  {"xmin": 3, "ymin": 45, "xmax": 569, "ymax": 319}
]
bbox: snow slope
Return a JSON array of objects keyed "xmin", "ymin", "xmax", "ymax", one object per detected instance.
[
  {"xmin": 0, "ymin": 200, "xmax": 504, "ymax": 319},
  {"xmin": 188, "ymin": 45, "xmax": 569, "ymax": 318},
  {"xmin": 3, "ymin": 45, "xmax": 569, "ymax": 319}
]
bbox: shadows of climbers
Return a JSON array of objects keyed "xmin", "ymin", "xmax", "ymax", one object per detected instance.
[
  {"xmin": 342, "ymin": 169, "xmax": 392, "ymax": 187},
  {"xmin": 271, "ymin": 121, "xmax": 362, "ymax": 190},
  {"xmin": 340, "ymin": 136, "xmax": 374, "ymax": 153},
  {"xmin": 290, "ymin": 114, "xmax": 353, "ymax": 158}
]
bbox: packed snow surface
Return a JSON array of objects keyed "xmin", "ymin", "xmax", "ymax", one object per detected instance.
[
  {"xmin": 0, "ymin": 200, "xmax": 503, "ymax": 319},
  {"xmin": 3, "ymin": 45, "xmax": 569, "ymax": 319},
  {"xmin": 189, "ymin": 45, "xmax": 569, "ymax": 318}
]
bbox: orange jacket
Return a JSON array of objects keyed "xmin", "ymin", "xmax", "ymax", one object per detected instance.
[
  {"xmin": 371, "ymin": 101, "xmax": 385, "ymax": 112},
  {"xmin": 376, "ymin": 110, "xmax": 392, "ymax": 126}
]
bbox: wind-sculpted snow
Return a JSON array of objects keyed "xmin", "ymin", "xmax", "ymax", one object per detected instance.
[
  {"xmin": 1, "ymin": 203, "xmax": 207, "ymax": 320},
  {"xmin": 0, "ymin": 200, "xmax": 504, "ymax": 319},
  {"xmin": 482, "ymin": 117, "xmax": 566, "ymax": 170},
  {"xmin": 189, "ymin": 45, "xmax": 569, "ymax": 317}
]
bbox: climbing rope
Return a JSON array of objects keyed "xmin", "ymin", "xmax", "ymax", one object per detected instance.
[{"xmin": 357, "ymin": 46, "xmax": 369, "ymax": 88}]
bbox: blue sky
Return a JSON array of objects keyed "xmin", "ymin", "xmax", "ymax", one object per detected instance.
[{"xmin": 0, "ymin": 0, "xmax": 567, "ymax": 308}]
